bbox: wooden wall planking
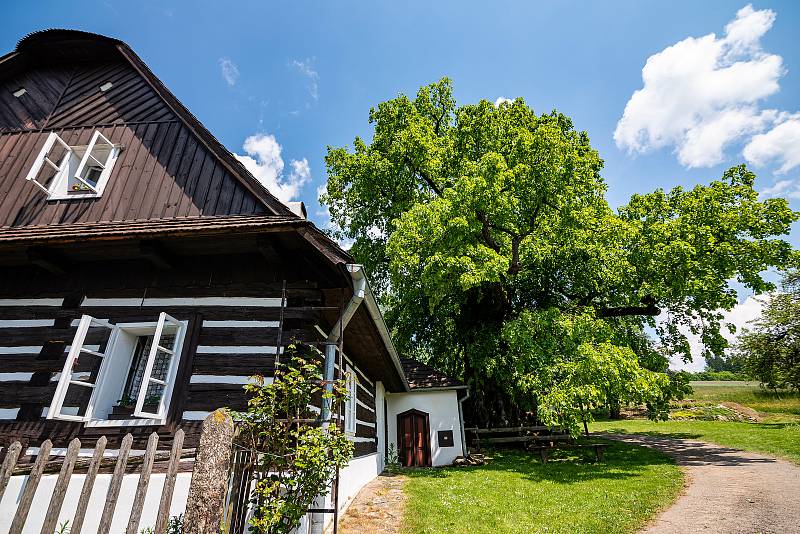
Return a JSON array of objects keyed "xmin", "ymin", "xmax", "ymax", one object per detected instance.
[{"xmin": 0, "ymin": 56, "xmax": 272, "ymax": 227}]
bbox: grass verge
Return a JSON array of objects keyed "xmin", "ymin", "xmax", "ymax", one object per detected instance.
[
  {"xmin": 591, "ymin": 419, "xmax": 800, "ymax": 464},
  {"xmin": 401, "ymin": 442, "xmax": 681, "ymax": 534}
]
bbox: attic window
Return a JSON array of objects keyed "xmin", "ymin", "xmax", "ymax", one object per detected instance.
[
  {"xmin": 12, "ymin": 88, "xmax": 26, "ymax": 98},
  {"xmin": 25, "ymin": 130, "xmax": 122, "ymax": 200},
  {"xmin": 99, "ymin": 81, "xmax": 113, "ymax": 92}
]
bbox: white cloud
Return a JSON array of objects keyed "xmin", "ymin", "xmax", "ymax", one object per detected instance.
[
  {"xmin": 219, "ymin": 58, "xmax": 240, "ymax": 87},
  {"xmin": 290, "ymin": 58, "xmax": 319, "ymax": 102},
  {"xmin": 743, "ymin": 115, "xmax": 800, "ymax": 173},
  {"xmin": 615, "ymin": 4, "xmax": 785, "ymax": 168},
  {"xmin": 495, "ymin": 97, "xmax": 512, "ymax": 107},
  {"xmin": 234, "ymin": 134, "xmax": 310, "ymax": 202},
  {"xmin": 759, "ymin": 177, "xmax": 800, "ymax": 199},
  {"xmin": 667, "ymin": 295, "xmax": 766, "ymax": 372}
]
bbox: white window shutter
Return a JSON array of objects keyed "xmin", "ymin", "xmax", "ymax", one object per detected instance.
[
  {"xmin": 47, "ymin": 315, "xmax": 117, "ymax": 422},
  {"xmin": 72, "ymin": 130, "xmax": 116, "ymax": 193},
  {"xmin": 345, "ymin": 367, "xmax": 357, "ymax": 434},
  {"xmin": 25, "ymin": 132, "xmax": 72, "ymax": 195},
  {"xmin": 133, "ymin": 312, "xmax": 183, "ymax": 419}
]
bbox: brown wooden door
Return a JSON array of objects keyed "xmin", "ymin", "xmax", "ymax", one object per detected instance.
[{"xmin": 397, "ymin": 409, "xmax": 431, "ymax": 467}]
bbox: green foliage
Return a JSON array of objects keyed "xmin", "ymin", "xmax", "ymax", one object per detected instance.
[
  {"xmin": 386, "ymin": 443, "xmax": 400, "ymax": 471},
  {"xmin": 167, "ymin": 514, "xmax": 184, "ymax": 534},
  {"xmin": 686, "ymin": 370, "xmax": 750, "ymax": 381},
  {"xmin": 735, "ymin": 271, "xmax": 800, "ymax": 392},
  {"xmin": 230, "ymin": 347, "xmax": 354, "ymax": 534},
  {"xmin": 322, "ymin": 77, "xmax": 798, "ymax": 432},
  {"xmin": 55, "ymin": 520, "xmax": 70, "ymax": 534}
]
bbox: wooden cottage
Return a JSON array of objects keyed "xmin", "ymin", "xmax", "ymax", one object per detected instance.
[{"xmin": 0, "ymin": 29, "xmax": 466, "ymax": 532}]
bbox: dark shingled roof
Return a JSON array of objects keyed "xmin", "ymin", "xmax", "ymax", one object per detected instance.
[{"xmin": 400, "ymin": 358, "xmax": 466, "ymax": 390}]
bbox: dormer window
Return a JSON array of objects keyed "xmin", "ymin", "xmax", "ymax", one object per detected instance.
[{"xmin": 25, "ymin": 130, "xmax": 122, "ymax": 200}]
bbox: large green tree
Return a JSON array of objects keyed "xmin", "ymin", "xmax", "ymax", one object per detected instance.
[
  {"xmin": 322, "ymin": 78, "xmax": 797, "ymax": 430},
  {"xmin": 735, "ymin": 271, "xmax": 800, "ymax": 391}
]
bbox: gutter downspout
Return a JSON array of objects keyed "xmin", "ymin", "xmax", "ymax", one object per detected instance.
[
  {"xmin": 310, "ymin": 265, "xmax": 366, "ymax": 534},
  {"xmin": 457, "ymin": 389, "xmax": 471, "ymax": 458}
]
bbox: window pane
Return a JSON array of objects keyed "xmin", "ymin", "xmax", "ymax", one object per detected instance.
[
  {"xmin": 32, "ymin": 142, "xmax": 69, "ymax": 189},
  {"xmin": 70, "ymin": 351, "xmax": 104, "ymax": 385},
  {"xmin": 142, "ymin": 380, "xmax": 166, "ymax": 408},
  {"xmin": 122, "ymin": 335, "xmax": 153, "ymax": 401},
  {"xmin": 69, "ymin": 144, "xmax": 110, "ymax": 192},
  {"xmin": 61, "ymin": 382, "xmax": 93, "ymax": 418}
]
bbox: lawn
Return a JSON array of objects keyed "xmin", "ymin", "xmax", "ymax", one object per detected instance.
[
  {"xmin": 687, "ymin": 381, "xmax": 800, "ymax": 416},
  {"xmin": 401, "ymin": 442, "xmax": 682, "ymax": 534},
  {"xmin": 591, "ymin": 419, "xmax": 800, "ymax": 464},
  {"xmin": 591, "ymin": 381, "xmax": 800, "ymax": 464}
]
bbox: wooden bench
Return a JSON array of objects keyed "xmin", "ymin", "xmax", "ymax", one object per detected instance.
[{"xmin": 529, "ymin": 443, "xmax": 607, "ymax": 463}]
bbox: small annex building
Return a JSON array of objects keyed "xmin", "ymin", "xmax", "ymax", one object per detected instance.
[{"xmin": 0, "ymin": 29, "xmax": 466, "ymax": 533}]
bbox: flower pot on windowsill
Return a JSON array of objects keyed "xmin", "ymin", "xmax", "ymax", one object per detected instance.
[
  {"xmin": 108, "ymin": 403, "xmax": 159, "ymax": 420},
  {"xmin": 109, "ymin": 404, "xmax": 135, "ymax": 420}
]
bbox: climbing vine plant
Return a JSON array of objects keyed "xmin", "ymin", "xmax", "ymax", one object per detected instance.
[{"xmin": 231, "ymin": 346, "xmax": 353, "ymax": 534}]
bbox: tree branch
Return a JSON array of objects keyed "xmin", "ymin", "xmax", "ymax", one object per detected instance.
[
  {"xmin": 407, "ymin": 158, "xmax": 443, "ymax": 196},
  {"xmin": 476, "ymin": 210, "xmax": 501, "ymax": 253},
  {"xmin": 597, "ymin": 304, "xmax": 660, "ymax": 318}
]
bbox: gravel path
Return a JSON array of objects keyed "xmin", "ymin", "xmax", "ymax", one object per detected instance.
[
  {"xmin": 338, "ymin": 473, "xmax": 408, "ymax": 534},
  {"xmin": 607, "ymin": 434, "xmax": 800, "ymax": 534}
]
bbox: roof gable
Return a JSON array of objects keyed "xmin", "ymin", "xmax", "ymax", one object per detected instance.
[{"xmin": 0, "ymin": 29, "xmax": 296, "ymax": 227}]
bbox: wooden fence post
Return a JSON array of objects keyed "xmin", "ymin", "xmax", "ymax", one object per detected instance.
[{"xmin": 183, "ymin": 410, "xmax": 235, "ymax": 534}]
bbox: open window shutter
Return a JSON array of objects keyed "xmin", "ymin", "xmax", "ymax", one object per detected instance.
[
  {"xmin": 134, "ymin": 312, "xmax": 183, "ymax": 419},
  {"xmin": 345, "ymin": 367, "xmax": 357, "ymax": 433},
  {"xmin": 72, "ymin": 130, "xmax": 118, "ymax": 193},
  {"xmin": 25, "ymin": 132, "xmax": 72, "ymax": 195},
  {"xmin": 47, "ymin": 315, "xmax": 117, "ymax": 422}
]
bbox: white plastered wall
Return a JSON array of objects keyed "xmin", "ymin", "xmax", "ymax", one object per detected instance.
[
  {"xmin": 386, "ymin": 389, "xmax": 464, "ymax": 467},
  {"xmin": 0, "ymin": 471, "xmax": 192, "ymax": 533}
]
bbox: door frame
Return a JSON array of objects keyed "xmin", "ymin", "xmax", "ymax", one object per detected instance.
[{"xmin": 397, "ymin": 408, "xmax": 432, "ymax": 467}]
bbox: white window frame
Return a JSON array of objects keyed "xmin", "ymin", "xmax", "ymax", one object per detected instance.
[
  {"xmin": 47, "ymin": 315, "xmax": 118, "ymax": 423},
  {"xmin": 133, "ymin": 312, "xmax": 184, "ymax": 419},
  {"xmin": 25, "ymin": 132, "xmax": 73, "ymax": 195},
  {"xmin": 25, "ymin": 130, "xmax": 121, "ymax": 200},
  {"xmin": 48, "ymin": 313, "xmax": 186, "ymax": 427},
  {"xmin": 344, "ymin": 365, "xmax": 357, "ymax": 435}
]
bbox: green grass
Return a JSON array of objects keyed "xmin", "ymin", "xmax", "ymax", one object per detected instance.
[
  {"xmin": 588, "ymin": 381, "xmax": 800, "ymax": 467},
  {"xmin": 401, "ymin": 442, "xmax": 682, "ymax": 534},
  {"xmin": 687, "ymin": 381, "xmax": 800, "ymax": 416},
  {"xmin": 591, "ymin": 419, "xmax": 800, "ymax": 464}
]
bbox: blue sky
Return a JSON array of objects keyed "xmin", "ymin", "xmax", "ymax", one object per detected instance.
[{"xmin": 3, "ymin": 1, "xmax": 800, "ymax": 369}]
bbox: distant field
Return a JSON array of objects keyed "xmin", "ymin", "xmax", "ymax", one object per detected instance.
[{"xmin": 688, "ymin": 381, "xmax": 800, "ymax": 416}]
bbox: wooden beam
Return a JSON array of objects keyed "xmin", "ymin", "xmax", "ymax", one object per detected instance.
[
  {"xmin": 139, "ymin": 239, "xmax": 173, "ymax": 269},
  {"xmin": 256, "ymin": 236, "xmax": 281, "ymax": 263},
  {"xmin": 26, "ymin": 246, "xmax": 68, "ymax": 274}
]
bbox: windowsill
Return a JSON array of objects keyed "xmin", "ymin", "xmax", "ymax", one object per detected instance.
[
  {"xmin": 85, "ymin": 417, "xmax": 165, "ymax": 428},
  {"xmin": 47, "ymin": 192, "xmax": 101, "ymax": 201}
]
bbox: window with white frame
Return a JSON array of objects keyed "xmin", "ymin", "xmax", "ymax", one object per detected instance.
[
  {"xmin": 25, "ymin": 130, "xmax": 122, "ymax": 200},
  {"xmin": 344, "ymin": 365, "xmax": 357, "ymax": 434},
  {"xmin": 47, "ymin": 312, "xmax": 186, "ymax": 426}
]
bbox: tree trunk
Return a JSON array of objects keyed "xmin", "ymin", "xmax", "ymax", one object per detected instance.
[{"xmin": 608, "ymin": 397, "xmax": 622, "ymax": 420}]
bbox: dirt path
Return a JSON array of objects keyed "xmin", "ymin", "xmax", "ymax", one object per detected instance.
[
  {"xmin": 338, "ymin": 473, "xmax": 408, "ymax": 534},
  {"xmin": 607, "ymin": 434, "xmax": 800, "ymax": 534}
]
